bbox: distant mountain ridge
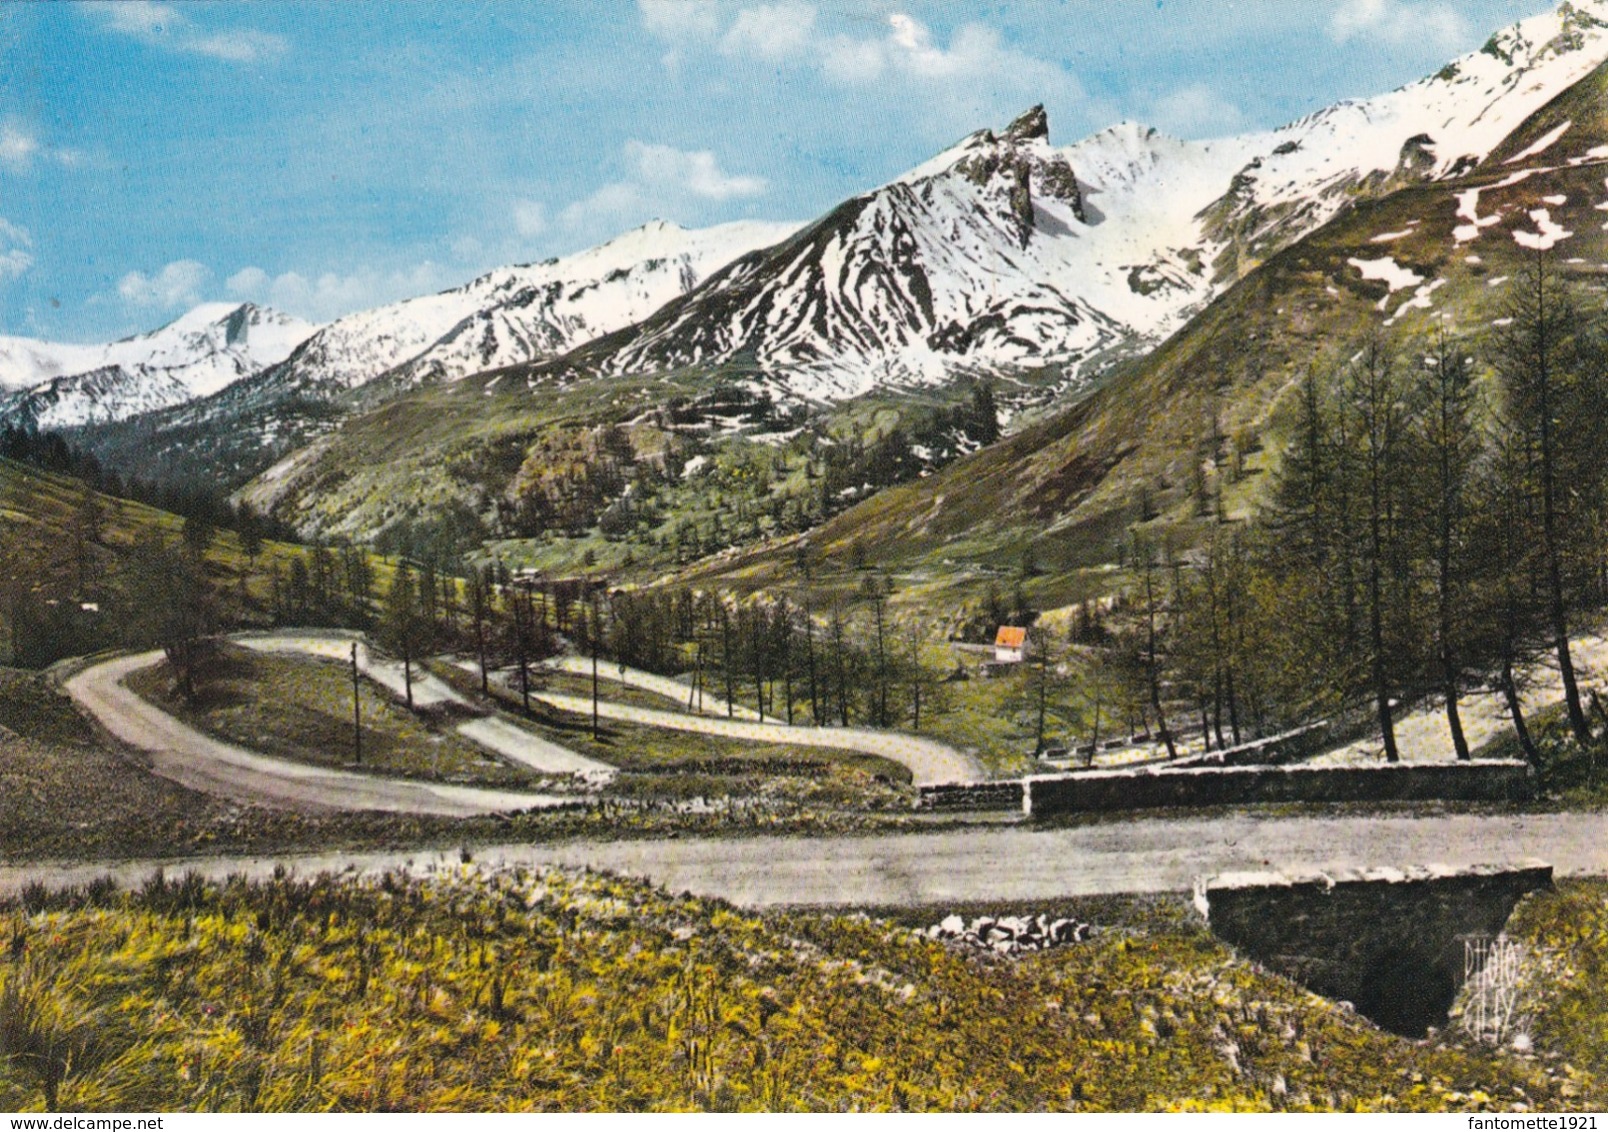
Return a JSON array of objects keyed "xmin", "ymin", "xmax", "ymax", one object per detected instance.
[
  {"xmin": 522, "ymin": 0, "xmax": 1608, "ymax": 400},
  {"xmin": 246, "ymin": 218, "xmax": 804, "ymax": 409},
  {"xmin": 54, "ymin": 219, "xmax": 801, "ymax": 487},
  {"xmin": 0, "ymin": 303, "xmax": 316, "ymax": 430},
  {"xmin": 31, "ymin": 0, "xmax": 1608, "ymax": 552},
  {"xmin": 689, "ymin": 25, "xmax": 1608, "ymax": 595}
]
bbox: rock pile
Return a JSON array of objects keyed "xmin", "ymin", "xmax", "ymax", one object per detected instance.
[{"xmin": 925, "ymin": 913, "xmax": 1091, "ymax": 955}]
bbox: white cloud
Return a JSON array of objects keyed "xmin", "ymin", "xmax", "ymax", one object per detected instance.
[
  {"xmin": 1328, "ymin": 0, "xmax": 1468, "ymax": 48},
  {"xmin": 1151, "ymin": 85, "xmax": 1245, "ymax": 139},
  {"xmin": 0, "ymin": 121, "xmax": 82, "ymax": 173},
  {"xmin": 118, "ymin": 260, "xmax": 211, "ymax": 308},
  {"xmin": 85, "ymin": 1, "xmax": 288, "ymax": 62},
  {"xmin": 720, "ymin": 4, "xmax": 816, "ymax": 60},
  {"xmin": 559, "ymin": 140, "xmax": 767, "ymax": 233},
  {"xmin": 0, "ymin": 218, "xmax": 33, "ymax": 282},
  {"xmin": 224, "ymin": 266, "xmax": 271, "ymax": 296},
  {"xmin": 559, "ymin": 182, "xmax": 651, "ymax": 231},
  {"xmin": 626, "ymin": 140, "xmax": 766, "ymax": 200},
  {"xmin": 226, "ymin": 261, "xmax": 453, "ymax": 322},
  {"xmin": 639, "ymin": 0, "xmax": 721, "ymax": 41},
  {"xmin": 512, "ymin": 199, "xmax": 549, "ymax": 238},
  {"xmin": 667, "ymin": 7, "xmax": 1083, "ymax": 120},
  {"xmin": 0, "ymin": 124, "xmax": 38, "ymax": 171},
  {"xmin": 640, "ymin": 0, "xmax": 725, "ymax": 69},
  {"xmin": 873, "ymin": 15, "xmax": 1075, "ymax": 96}
]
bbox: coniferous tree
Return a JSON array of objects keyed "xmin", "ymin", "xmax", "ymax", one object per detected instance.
[
  {"xmin": 123, "ymin": 531, "xmax": 216, "ymax": 702},
  {"xmin": 237, "ymin": 501, "xmax": 264, "ymax": 564},
  {"xmin": 1344, "ymin": 339, "xmax": 1410, "ymax": 762},
  {"xmin": 1491, "ymin": 252, "xmax": 1608, "ymax": 744},
  {"xmin": 1413, "ymin": 334, "xmax": 1481, "ymax": 759},
  {"xmin": 379, "ymin": 562, "xmax": 421, "ymax": 709}
]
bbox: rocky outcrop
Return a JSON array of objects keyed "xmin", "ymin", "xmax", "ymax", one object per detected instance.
[
  {"xmin": 925, "ymin": 911, "xmax": 1091, "ymax": 956},
  {"xmin": 1004, "ymin": 104, "xmax": 1049, "ymax": 142}
]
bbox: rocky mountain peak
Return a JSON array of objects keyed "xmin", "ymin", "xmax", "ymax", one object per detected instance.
[
  {"xmin": 934, "ymin": 107, "xmax": 1082, "ymax": 245},
  {"xmin": 1004, "ymin": 104, "xmax": 1049, "ymax": 142}
]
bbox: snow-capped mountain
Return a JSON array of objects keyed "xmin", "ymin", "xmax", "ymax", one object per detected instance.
[
  {"xmin": 52, "ymin": 0, "xmax": 1608, "ymax": 525},
  {"xmin": 244, "ymin": 218, "xmax": 802, "ymax": 407},
  {"xmin": 65, "ymin": 218, "xmax": 803, "ymax": 491},
  {"xmin": 1199, "ymin": 0, "xmax": 1608, "ymax": 273},
  {"xmin": 0, "ymin": 303, "xmax": 316, "ymax": 430},
  {"xmin": 529, "ymin": 1, "xmax": 1608, "ymax": 401}
]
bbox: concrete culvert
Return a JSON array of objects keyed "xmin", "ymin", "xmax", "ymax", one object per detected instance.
[
  {"xmin": 1194, "ymin": 861, "xmax": 1552, "ymax": 1038},
  {"xmin": 1352, "ymin": 946, "xmax": 1460, "ymax": 1037}
]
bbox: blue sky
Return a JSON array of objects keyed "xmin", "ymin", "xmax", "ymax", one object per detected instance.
[{"xmin": 0, "ymin": 0, "xmax": 1551, "ymax": 341}]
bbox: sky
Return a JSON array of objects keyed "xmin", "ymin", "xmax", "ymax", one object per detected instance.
[{"xmin": 0, "ymin": 0, "xmax": 1559, "ymax": 342}]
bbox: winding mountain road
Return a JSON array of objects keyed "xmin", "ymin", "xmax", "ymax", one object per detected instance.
[
  {"xmin": 61, "ymin": 632, "xmax": 977, "ymax": 825},
  {"xmin": 522, "ymin": 683, "xmax": 981, "ymax": 786},
  {"xmin": 550, "ymin": 655, "xmax": 763, "ymax": 720},
  {"xmin": 50, "ymin": 639, "xmax": 1608, "ymax": 912},
  {"xmin": 6, "ymin": 810, "xmax": 1608, "ymax": 907},
  {"xmin": 235, "ymin": 633, "xmax": 614, "ymax": 777},
  {"xmin": 62, "ymin": 652, "xmax": 576, "ymax": 817},
  {"xmin": 240, "ymin": 632, "xmax": 977, "ymax": 784}
]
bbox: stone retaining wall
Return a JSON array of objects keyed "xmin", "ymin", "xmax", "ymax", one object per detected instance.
[
  {"xmin": 1026, "ymin": 759, "xmax": 1531, "ymax": 816},
  {"xmin": 1170, "ymin": 722, "xmax": 1332, "ymax": 769},
  {"xmin": 916, "ymin": 781, "xmax": 1026, "ymax": 812}
]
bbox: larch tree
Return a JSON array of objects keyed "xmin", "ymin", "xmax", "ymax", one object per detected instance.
[
  {"xmin": 1412, "ymin": 332, "xmax": 1481, "ymax": 759},
  {"xmin": 379, "ymin": 561, "xmax": 421, "ymax": 709},
  {"xmin": 1490, "ymin": 252, "xmax": 1605, "ymax": 745}
]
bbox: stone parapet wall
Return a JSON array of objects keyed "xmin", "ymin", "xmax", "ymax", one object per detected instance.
[
  {"xmin": 916, "ymin": 781, "xmax": 1026, "ymax": 812},
  {"xmin": 1169, "ymin": 722, "xmax": 1332, "ymax": 769},
  {"xmin": 1026, "ymin": 759, "xmax": 1531, "ymax": 816}
]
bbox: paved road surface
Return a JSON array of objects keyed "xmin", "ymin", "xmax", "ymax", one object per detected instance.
[
  {"xmin": 457, "ymin": 716, "xmax": 613, "ymax": 777},
  {"xmin": 246, "ymin": 632, "xmax": 977, "ymax": 785},
  {"xmin": 237, "ymin": 632, "xmax": 463, "ymax": 708},
  {"xmin": 524, "ymin": 683, "xmax": 980, "ymax": 786},
  {"xmin": 63, "ymin": 652, "xmax": 575, "ymax": 817},
  {"xmin": 7, "ymin": 810, "xmax": 1608, "ymax": 907},
  {"xmin": 539, "ymin": 656, "xmax": 977, "ymax": 783},
  {"xmin": 237, "ymin": 633, "xmax": 610, "ymax": 777},
  {"xmin": 551, "ymin": 655, "xmax": 763, "ymax": 720}
]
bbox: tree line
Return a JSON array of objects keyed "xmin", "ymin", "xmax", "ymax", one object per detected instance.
[
  {"xmin": 0, "ymin": 424, "xmax": 298, "ymax": 544},
  {"xmin": 361, "ymin": 560, "xmax": 952, "ymax": 732},
  {"xmin": 1128, "ymin": 255, "xmax": 1608, "ymax": 765}
]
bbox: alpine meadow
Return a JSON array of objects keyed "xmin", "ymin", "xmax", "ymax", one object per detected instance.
[{"xmin": 17, "ymin": 0, "xmax": 1608, "ymax": 1115}]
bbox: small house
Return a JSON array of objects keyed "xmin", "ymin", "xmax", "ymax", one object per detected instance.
[{"xmin": 994, "ymin": 626, "xmax": 1029, "ymax": 664}]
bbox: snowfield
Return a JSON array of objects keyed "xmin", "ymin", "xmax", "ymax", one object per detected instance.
[
  {"xmin": 12, "ymin": 1, "xmax": 1608, "ymax": 436},
  {"xmin": 0, "ymin": 304, "xmax": 317, "ymax": 428}
]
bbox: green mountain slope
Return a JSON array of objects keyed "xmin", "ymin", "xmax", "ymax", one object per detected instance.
[{"xmin": 686, "ymin": 60, "xmax": 1608, "ymax": 609}]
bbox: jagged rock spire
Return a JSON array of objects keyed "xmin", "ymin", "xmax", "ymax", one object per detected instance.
[{"xmin": 1005, "ymin": 104, "xmax": 1049, "ymax": 142}]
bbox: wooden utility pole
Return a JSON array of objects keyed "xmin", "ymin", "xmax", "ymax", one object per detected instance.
[
  {"xmin": 513, "ymin": 583, "xmax": 532, "ymax": 716},
  {"xmin": 590, "ymin": 583, "xmax": 601, "ymax": 741},
  {"xmin": 350, "ymin": 641, "xmax": 362, "ymax": 765}
]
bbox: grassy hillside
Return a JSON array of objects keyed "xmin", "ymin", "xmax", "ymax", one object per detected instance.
[
  {"xmin": 1, "ymin": 865, "xmax": 1589, "ymax": 1112},
  {"xmin": 230, "ymin": 361, "xmax": 1022, "ymax": 583},
  {"xmin": 686, "ymin": 59, "xmax": 1608, "ymax": 614},
  {"xmin": 0, "ymin": 666, "xmax": 370, "ymax": 861},
  {"xmin": 0, "ymin": 457, "xmax": 406, "ymax": 666}
]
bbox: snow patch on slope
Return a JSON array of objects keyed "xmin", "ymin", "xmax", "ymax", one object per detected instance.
[
  {"xmin": 262, "ymin": 219, "xmax": 801, "ymax": 402},
  {"xmin": 0, "ymin": 304, "xmax": 317, "ymax": 428}
]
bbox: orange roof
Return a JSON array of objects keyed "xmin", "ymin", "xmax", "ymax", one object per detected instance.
[{"xmin": 995, "ymin": 626, "xmax": 1028, "ymax": 648}]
